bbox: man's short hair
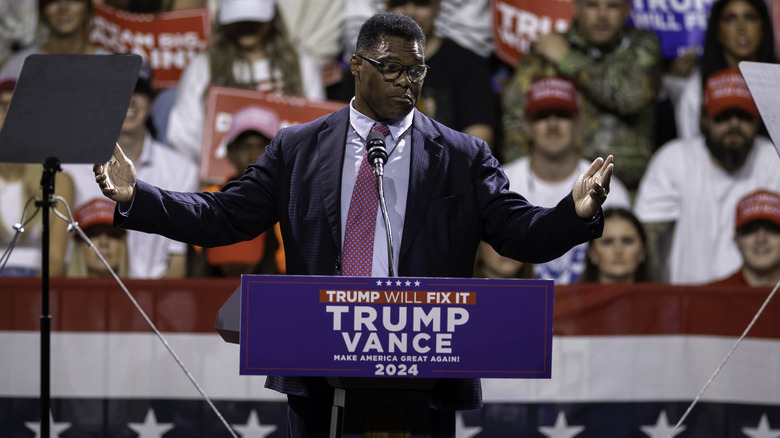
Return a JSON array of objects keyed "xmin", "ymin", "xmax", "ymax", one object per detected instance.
[{"xmin": 356, "ymin": 12, "xmax": 426, "ymax": 55}]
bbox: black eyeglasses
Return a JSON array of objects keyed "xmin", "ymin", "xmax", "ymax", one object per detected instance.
[{"xmin": 357, "ymin": 54, "xmax": 429, "ymax": 83}]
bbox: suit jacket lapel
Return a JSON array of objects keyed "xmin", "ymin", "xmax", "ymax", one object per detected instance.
[
  {"xmin": 400, "ymin": 112, "xmax": 444, "ymax": 261},
  {"xmin": 318, "ymin": 108, "xmax": 349, "ymax": 251}
]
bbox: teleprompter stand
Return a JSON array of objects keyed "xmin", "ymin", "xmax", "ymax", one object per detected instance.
[
  {"xmin": 325, "ymin": 377, "xmax": 437, "ymax": 438},
  {"xmin": 0, "ymin": 53, "xmax": 142, "ymax": 435}
]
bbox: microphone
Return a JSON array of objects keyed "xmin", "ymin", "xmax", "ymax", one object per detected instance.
[{"xmin": 366, "ymin": 130, "xmax": 388, "ymax": 175}]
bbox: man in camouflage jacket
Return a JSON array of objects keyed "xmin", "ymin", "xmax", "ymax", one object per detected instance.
[{"xmin": 501, "ymin": 0, "xmax": 662, "ymax": 193}]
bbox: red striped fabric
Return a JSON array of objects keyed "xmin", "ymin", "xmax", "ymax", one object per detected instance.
[{"xmin": 2, "ymin": 279, "xmax": 778, "ymax": 338}]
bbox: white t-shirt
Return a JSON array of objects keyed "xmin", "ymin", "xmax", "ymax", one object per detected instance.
[
  {"xmin": 674, "ymin": 68, "xmax": 702, "ymax": 139},
  {"xmin": 502, "ymin": 157, "xmax": 632, "ymax": 284},
  {"xmin": 634, "ymin": 135, "xmax": 780, "ymax": 284},
  {"xmin": 166, "ymin": 51, "xmax": 325, "ymax": 164},
  {"xmin": 64, "ymin": 134, "xmax": 198, "ymax": 279}
]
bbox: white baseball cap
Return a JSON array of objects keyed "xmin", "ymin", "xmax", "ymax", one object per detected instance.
[{"xmin": 219, "ymin": 0, "xmax": 276, "ymax": 25}]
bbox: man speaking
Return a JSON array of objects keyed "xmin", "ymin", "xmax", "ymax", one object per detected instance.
[{"xmin": 95, "ymin": 12, "xmax": 612, "ymax": 438}]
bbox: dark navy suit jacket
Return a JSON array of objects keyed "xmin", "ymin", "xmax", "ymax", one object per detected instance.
[{"xmin": 117, "ymin": 106, "xmax": 603, "ymax": 409}]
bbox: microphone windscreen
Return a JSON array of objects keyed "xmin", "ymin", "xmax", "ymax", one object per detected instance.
[
  {"xmin": 366, "ymin": 131, "xmax": 388, "ymax": 165},
  {"xmin": 366, "ymin": 130, "xmax": 385, "ymax": 146}
]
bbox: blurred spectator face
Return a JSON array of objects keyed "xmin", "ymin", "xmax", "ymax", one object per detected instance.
[
  {"xmin": 82, "ymin": 226, "xmax": 125, "ymax": 276},
  {"xmin": 524, "ymin": 77, "xmax": 579, "ymax": 156},
  {"xmin": 227, "ymin": 132, "xmax": 271, "ymax": 172},
  {"xmin": 736, "ymin": 221, "xmax": 780, "ymax": 275},
  {"xmin": 385, "ymin": 0, "xmax": 441, "ymax": 37},
  {"xmin": 702, "ymin": 109, "xmax": 759, "ymax": 171},
  {"xmin": 586, "ymin": 215, "xmax": 646, "ymax": 283},
  {"xmin": 42, "ymin": 0, "xmax": 91, "ymax": 37},
  {"xmin": 221, "ymin": 105, "xmax": 279, "ymax": 171},
  {"xmin": 476, "ymin": 241, "xmax": 526, "ymax": 279},
  {"xmin": 226, "ymin": 21, "xmax": 272, "ymax": 52},
  {"xmin": 219, "ymin": 0, "xmax": 275, "ymax": 51},
  {"xmin": 717, "ymin": 0, "xmax": 763, "ymax": 64},
  {"xmin": 573, "ymin": 0, "xmax": 631, "ymax": 48},
  {"xmin": 121, "ymin": 93, "xmax": 151, "ymax": 135},
  {"xmin": 701, "ymin": 69, "xmax": 760, "ymax": 172},
  {"xmin": 527, "ymin": 111, "xmax": 578, "ymax": 157},
  {"xmin": 73, "ymin": 198, "xmax": 125, "ymax": 277}
]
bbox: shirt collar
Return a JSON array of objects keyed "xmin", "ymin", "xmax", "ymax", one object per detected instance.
[{"xmin": 348, "ymin": 97, "xmax": 415, "ymax": 142}]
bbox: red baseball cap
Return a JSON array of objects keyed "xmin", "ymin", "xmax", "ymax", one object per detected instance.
[
  {"xmin": 735, "ymin": 189, "xmax": 780, "ymax": 231},
  {"xmin": 525, "ymin": 77, "xmax": 579, "ymax": 119},
  {"xmin": 0, "ymin": 77, "xmax": 16, "ymax": 92},
  {"xmin": 704, "ymin": 68, "xmax": 758, "ymax": 118},
  {"xmin": 74, "ymin": 198, "xmax": 122, "ymax": 232}
]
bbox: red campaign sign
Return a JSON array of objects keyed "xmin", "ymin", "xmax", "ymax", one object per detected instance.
[
  {"xmin": 201, "ymin": 86, "xmax": 348, "ymax": 183},
  {"xmin": 89, "ymin": 4, "xmax": 210, "ymax": 89},
  {"xmin": 491, "ymin": 0, "xmax": 573, "ymax": 67}
]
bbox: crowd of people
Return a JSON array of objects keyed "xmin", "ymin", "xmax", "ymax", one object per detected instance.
[{"xmin": 1, "ymin": 0, "xmax": 779, "ymax": 287}]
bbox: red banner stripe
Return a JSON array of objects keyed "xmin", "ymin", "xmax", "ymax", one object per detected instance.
[{"xmin": 2, "ymin": 279, "xmax": 778, "ymax": 338}]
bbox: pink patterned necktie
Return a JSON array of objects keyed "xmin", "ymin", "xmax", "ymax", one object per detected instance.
[{"xmin": 342, "ymin": 123, "xmax": 390, "ymax": 276}]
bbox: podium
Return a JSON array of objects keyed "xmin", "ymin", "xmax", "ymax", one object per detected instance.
[{"xmin": 216, "ymin": 275, "xmax": 554, "ymax": 437}]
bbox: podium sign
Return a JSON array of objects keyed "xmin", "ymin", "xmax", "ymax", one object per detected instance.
[{"xmin": 240, "ymin": 275, "xmax": 553, "ymax": 379}]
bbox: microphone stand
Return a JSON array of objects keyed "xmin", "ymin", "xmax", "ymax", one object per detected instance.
[
  {"xmin": 373, "ymin": 164, "xmax": 395, "ymax": 277},
  {"xmin": 37, "ymin": 156, "xmax": 61, "ymax": 437},
  {"xmin": 366, "ymin": 131, "xmax": 394, "ymax": 278}
]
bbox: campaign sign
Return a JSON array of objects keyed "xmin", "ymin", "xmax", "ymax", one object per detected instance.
[
  {"xmin": 201, "ymin": 86, "xmax": 347, "ymax": 183},
  {"xmin": 240, "ymin": 275, "xmax": 554, "ymax": 379},
  {"xmin": 90, "ymin": 4, "xmax": 211, "ymax": 89},
  {"xmin": 629, "ymin": 0, "xmax": 714, "ymax": 58},
  {"xmin": 492, "ymin": 0, "xmax": 572, "ymax": 67}
]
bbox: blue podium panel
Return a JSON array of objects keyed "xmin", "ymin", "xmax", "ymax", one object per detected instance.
[{"xmin": 240, "ymin": 275, "xmax": 553, "ymax": 379}]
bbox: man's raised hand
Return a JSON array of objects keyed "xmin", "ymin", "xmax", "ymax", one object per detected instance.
[
  {"xmin": 573, "ymin": 155, "xmax": 613, "ymax": 219},
  {"xmin": 93, "ymin": 143, "xmax": 137, "ymax": 203}
]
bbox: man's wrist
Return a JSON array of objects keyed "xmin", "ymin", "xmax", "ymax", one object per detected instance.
[{"xmin": 117, "ymin": 183, "xmax": 137, "ymax": 214}]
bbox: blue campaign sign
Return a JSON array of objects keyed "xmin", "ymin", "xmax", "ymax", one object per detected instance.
[
  {"xmin": 239, "ymin": 275, "xmax": 554, "ymax": 379},
  {"xmin": 629, "ymin": 0, "xmax": 714, "ymax": 58}
]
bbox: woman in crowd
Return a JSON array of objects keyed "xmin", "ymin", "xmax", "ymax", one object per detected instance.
[
  {"xmin": 67, "ymin": 198, "xmax": 129, "ymax": 278},
  {"xmin": 581, "ymin": 208, "xmax": 650, "ymax": 284},
  {"xmin": 166, "ymin": 0, "xmax": 324, "ymax": 164},
  {"xmin": 0, "ymin": 163, "xmax": 75, "ymax": 277},
  {"xmin": 0, "ymin": 0, "xmax": 107, "ymax": 79},
  {"xmin": 674, "ymin": 0, "xmax": 776, "ymax": 138},
  {"xmin": 473, "ymin": 241, "xmax": 534, "ymax": 279}
]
